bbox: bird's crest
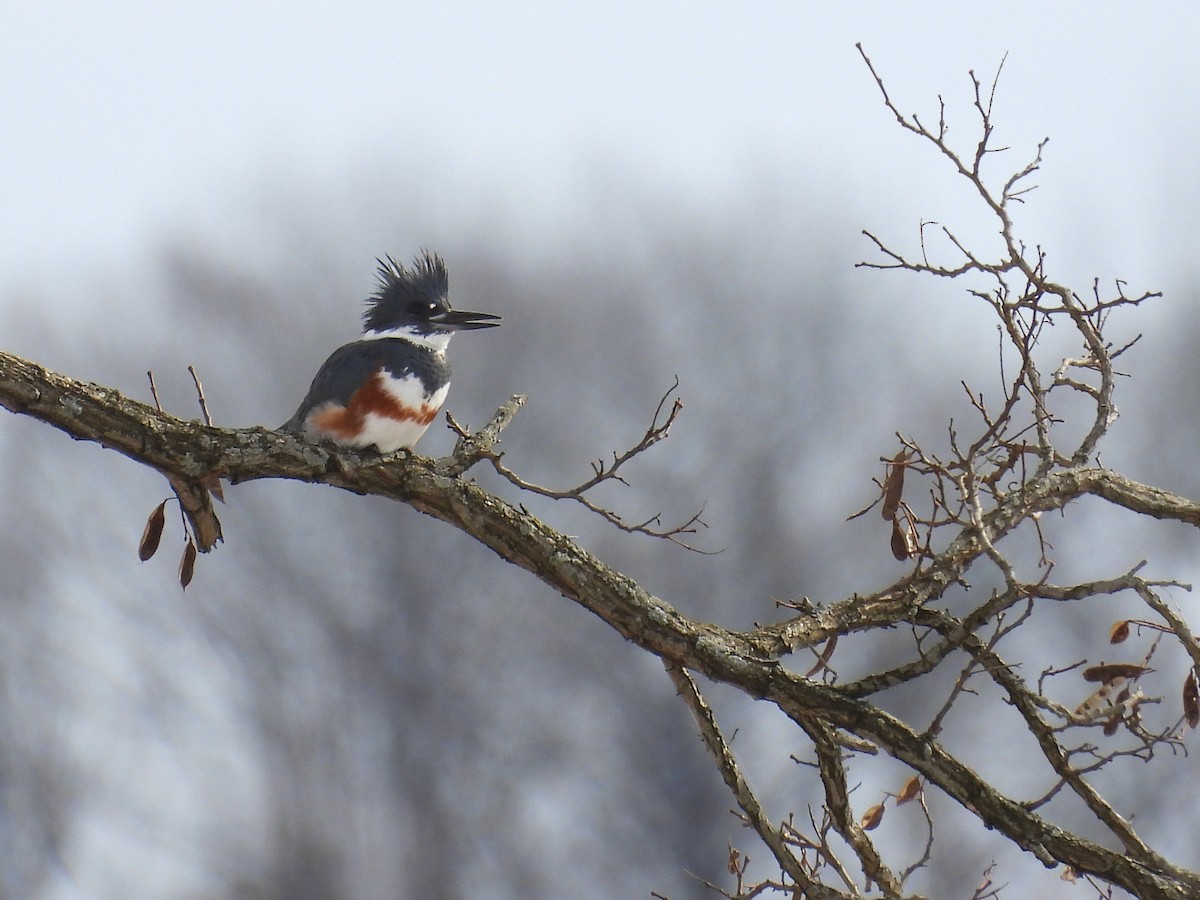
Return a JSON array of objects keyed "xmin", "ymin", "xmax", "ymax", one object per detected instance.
[{"xmin": 363, "ymin": 250, "xmax": 449, "ymax": 333}]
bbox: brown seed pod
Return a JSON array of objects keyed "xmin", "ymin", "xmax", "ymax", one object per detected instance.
[
  {"xmin": 1083, "ymin": 663, "xmax": 1148, "ymax": 683},
  {"xmin": 138, "ymin": 501, "xmax": 167, "ymax": 562},
  {"xmin": 860, "ymin": 803, "xmax": 885, "ymax": 831},
  {"xmin": 179, "ymin": 539, "xmax": 197, "ymax": 589},
  {"xmin": 890, "ymin": 517, "xmax": 912, "ymax": 560},
  {"xmin": 881, "ymin": 451, "xmax": 908, "ymax": 520},
  {"xmin": 1184, "ymin": 670, "xmax": 1199, "ymax": 729}
]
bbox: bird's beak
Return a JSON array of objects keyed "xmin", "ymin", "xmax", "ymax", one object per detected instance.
[{"xmin": 431, "ymin": 309, "xmax": 502, "ymax": 330}]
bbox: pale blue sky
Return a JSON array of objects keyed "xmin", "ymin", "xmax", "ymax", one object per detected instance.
[{"xmin": 4, "ymin": 2, "xmax": 1198, "ymax": 289}]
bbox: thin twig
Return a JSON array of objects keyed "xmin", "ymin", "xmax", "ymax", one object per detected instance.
[
  {"xmin": 146, "ymin": 370, "xmax": 163, "ymax": 413},
  {"xmin": 187, "ymin": 365, "xmax": 213, "ymax": 426},
  {"xmin": 483, "ymin": 379, "xmax": 713, "ymax": 549}
]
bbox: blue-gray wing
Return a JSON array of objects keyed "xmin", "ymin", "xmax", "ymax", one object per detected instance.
[{"xmin": 281, "ymin": 341, "xmax": 393, "ymax": 431}]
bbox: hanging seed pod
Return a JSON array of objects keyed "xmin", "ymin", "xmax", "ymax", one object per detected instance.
[
  {"xmin": 1183, "ymin": 670, "xmax": 1199, "ymax": 729},
  {"xmin": 889, "ymin": 517, "xmax": 910, "ymax": 560},
  {"xmin": 1082, "ymin": 663, "xmax": 1148, "ymax": 683},
  {"xmin": 138, "ymin": 501, "xmax": 167, "ymax": 561},
  {"xmin": 179, "ymin": 539, "xmax": 197, "ymax": 589},
  {"xmin": 881, "ymin": 450, "xmax": 908, "ymax": 520}
]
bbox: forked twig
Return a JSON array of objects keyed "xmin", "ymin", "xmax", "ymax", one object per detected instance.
[{"xmin": 484, "ymin": 378, "xmax": 712, "ymax": 549}]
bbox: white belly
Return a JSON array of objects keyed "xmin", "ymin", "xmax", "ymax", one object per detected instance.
[
  {"xmin": 353, "ymin": 412, "xmax": 436, "ymax": 451},
  {"xmin": 354, "ymin": 379, "xmax": 449, "ymax": 451}
]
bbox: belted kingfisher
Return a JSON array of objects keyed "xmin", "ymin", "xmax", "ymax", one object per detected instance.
[{"xmin": 282, "ymin": 251, "xmax": 500, "ymax": 452}]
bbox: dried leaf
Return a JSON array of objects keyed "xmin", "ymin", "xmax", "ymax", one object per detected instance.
[
  {"xmin": 726, "ymin": 846, "xmax": 740, "ymax": 876},
  {"xmin": 1061, "ymin": 866, "xmax": 1078, "ymax": 883},
  {"xmin": 804, "ymin": 635, "xmax": 839, "ymax": 678},
  {"xmin": 881, "ymin": 451, "xmax": 908, "ymax": 520},
  {"xmin": 1184, "ymin": 670, "xmax": 1199, "ymax": 729},
  {"xmin": 1108, "ymin": 620, "xmax": 1130, "ymax": 644},
  {"xmin": 860, "ymin": 803, "xmax": 885, "ymax": 831},
  {"xmin": 890, "ymin": 517, "xmax": 912, "ymax": 560},
  {"xmin": 1083, "ymin": 663, "xmax": 1148, "ymax": 683},
  {"xmin": 1102, "ymin": 712, "xmax": 1122, "ymax": 736},
  {"xmin": 138, "ymin": 501, "xmax": 167, "ymax": 561},
  {"xmin": 896, "ymin": 775, "xmax": 922, "ymax": 805},
  {"xmin": 179, "ymin": 539, "xmax": 197, "ymax": 589}
]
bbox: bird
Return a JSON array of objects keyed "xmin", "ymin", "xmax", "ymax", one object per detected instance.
[{"xmin": 281, "ymin": 251, "xmax": 500, "ymax": 452}]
